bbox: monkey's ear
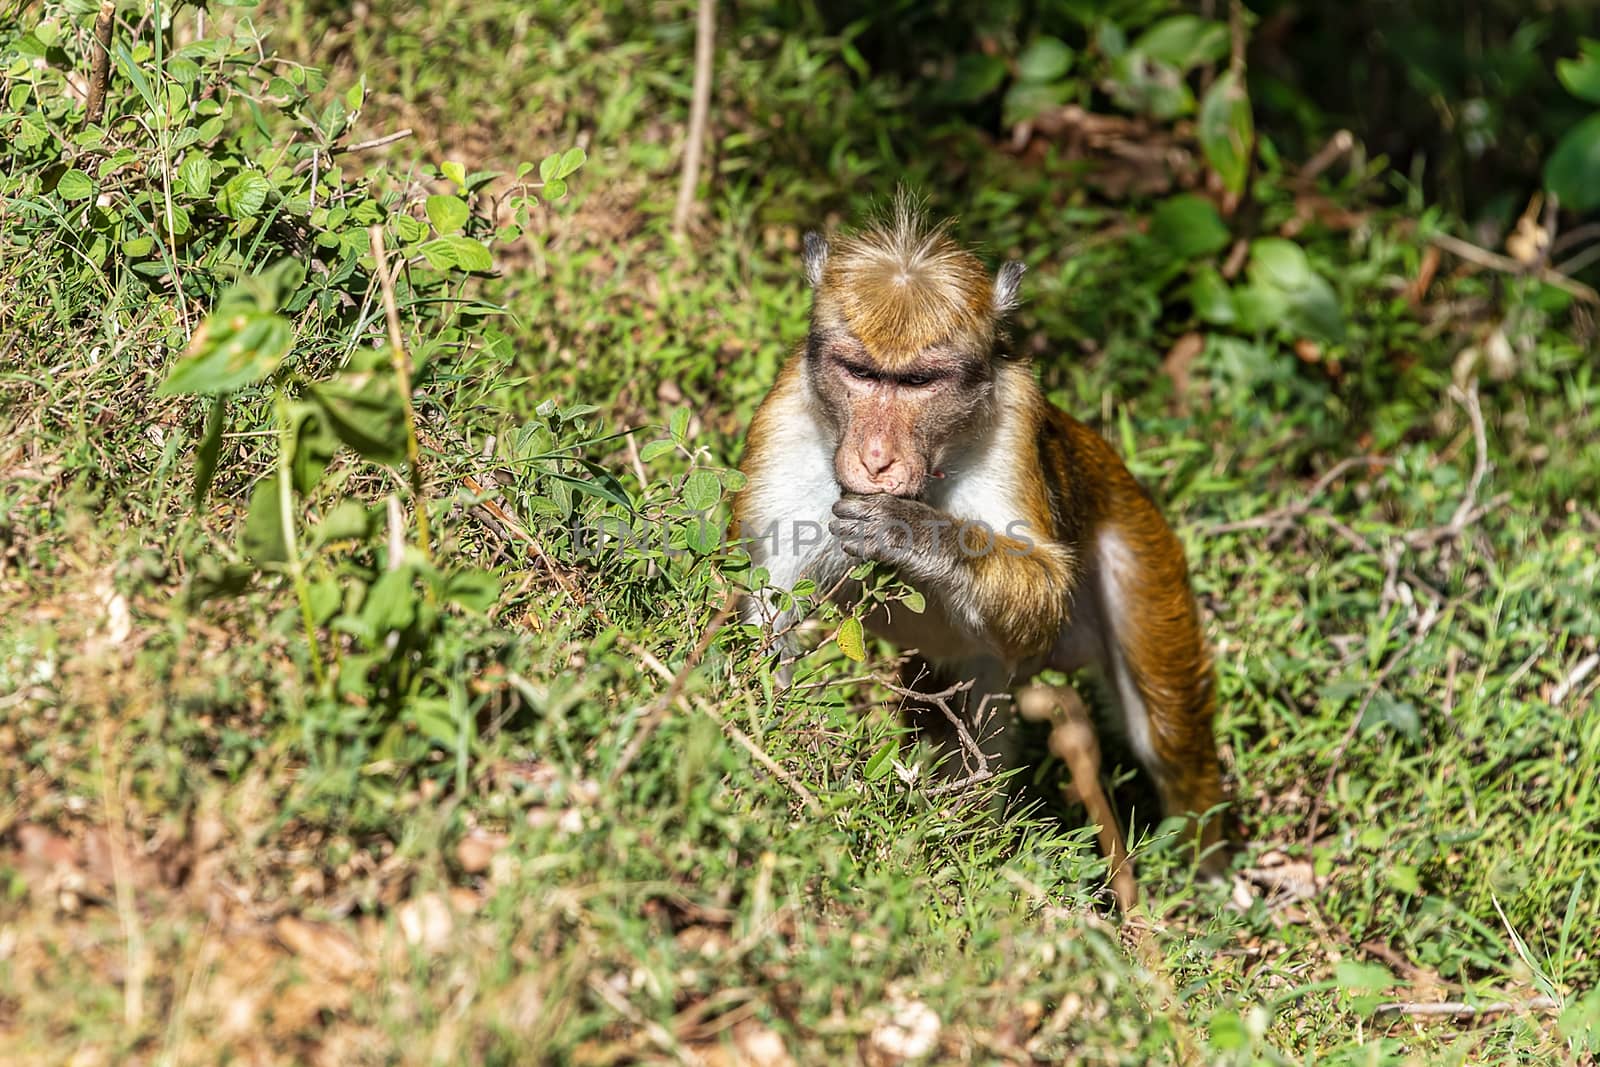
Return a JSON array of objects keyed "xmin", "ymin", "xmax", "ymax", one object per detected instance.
[
  {"xmin": 993, "ymin": 261, "xmax": 1025, "ymax": 314},
  {"xmin": 802, "ymin": 231, "xmax": 829, "ymax": 288}
]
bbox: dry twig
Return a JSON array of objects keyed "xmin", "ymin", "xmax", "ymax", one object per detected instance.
[
  {"xmin": 1375, "ymin": 996, "xmax": 1559, "ymax": 1018},
  {"xmin": 672, "ymin": 0, "xmax": 716, "ymax": 237},
  {"xmin": 84, "ymin": 1, "xmax": 115, "ymax": 124},
  {"xmin": 368, "ymin": 226, "xmax": 434, "ymax": 563},
  {"xmin": 1429, "ymin": 232, "xmax": 1600, "ymax": 306}
]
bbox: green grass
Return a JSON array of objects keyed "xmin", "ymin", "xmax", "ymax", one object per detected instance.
[{"xmin": 3, "ymin": 1, "xmax": 1599, "ymax": 1064}]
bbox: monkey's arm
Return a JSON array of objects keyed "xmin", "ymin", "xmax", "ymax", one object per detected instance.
[{"xmin": 829, "ymin": 494, "xmax": 1073, "ymax": 663}]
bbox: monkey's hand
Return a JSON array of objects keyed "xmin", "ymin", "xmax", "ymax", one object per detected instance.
[{"xmin": 829, "ymin": 494, "xmax": 959, "ymax": 582}]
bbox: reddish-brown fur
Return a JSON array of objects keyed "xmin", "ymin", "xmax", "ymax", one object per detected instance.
[{"xmin": 735, "ymin": 200, "xmax": 1229, "ymax": 869}]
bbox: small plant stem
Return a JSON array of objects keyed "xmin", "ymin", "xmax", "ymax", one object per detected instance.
[
  {"xmin": 85, "ymin": 0, "xmax": 116, "ymax": 124},
  {"xmin": 369, "ymin": 225, "xmax": 434, "ymax": 564},
  {"xmin": 276, "ymin": 390, "xmax": 327, "ymax": 688}
]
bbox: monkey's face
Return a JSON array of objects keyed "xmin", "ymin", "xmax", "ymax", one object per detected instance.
[
  {"xmin": 795, "ymin": 207, "xmax": 1023, "ymax": 499},
  {"xmin": 808, "ymin": 331, "xmax": 993, "ymax": 499}
]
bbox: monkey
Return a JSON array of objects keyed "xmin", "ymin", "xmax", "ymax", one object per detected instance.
[{"xmin": 731, "ymin": 197, "xmax": 1230, "ymax": 876}]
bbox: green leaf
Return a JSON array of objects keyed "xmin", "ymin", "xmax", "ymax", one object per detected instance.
[
  {"xmin": 682, "ymin": 469, "xmax": 721, "ymax": 511},
  {"xmin": 441, "ymin": 160, "xmax": 467, "ymax": 189},
  {"xmin": 289, "ymin": 402, "xmax": 339, "ymax": 494},
  {"xmin": 538, "ymin": 152, "xmax": 561, "ymax": 183},
  {"xmin": 1333, "ymin": 960, "xmax": 1395, "ymax": 995},
  {"xmin": 836, "ymin": 616, "xmax": 866, "ymax": 662},
  {"xmin": 216, "ymin": 171, "xmax": 271, "ymax": 219},
  {"xmin": 1107, "ymin": 52, "xmax": 1192, "ymax": 119},
  {"xmin": 193, "ymin": 396, "xmax": 228, "ymax": 507},
  {"xmin": 1545, "ymin": 114, "xmax": 1600, "ymax": 214},
  {"xmin": 1247, "ymin": 239, "xmax": 1345, "ymax": 343},
  {"xmin": 178, "ymin": 154, "xmax": 212, "ymax": 197},
  {"xmin": 313, "ymin": 499, "xmax": 373, "ymax": 545},
  {"xmin": 159, "ymin": 306, "xmax": 294, "ymax": 395},
  {"xmin": 1135, "ymin": 15, "xmax": 1229, "ymax": 72},
  {"xmin": 555, "ymin": 146, "xmax": 586, "ymax": 179},
  {"xmin": 864, "ymin": 740, "xmax": 897, "ymax": 781},
  {"xmin": 1198, "ymin": 71, "xmax": 1253, "ymax": 195},
  {"xmin": 1557, "ymin": 41, "xmax": 1600, "ymax": 105},
  {"xmin": 1361, "ymin": 691, "xmax": 1421, "ymax": 743},
  {"xmin": 1186, "ymin": 266, "xmax": 1236, "ymax": 325},
  {"xmin": 241, "ymin": 476, "xmax": 289, "ymax": 564},
  {"xmin": 900, "ymin": 588, "xmax": 927, "ymax": 614},
  {"xmin": 1016, "ymin": 37, "xmax": 1074, "ymax": 83},
  {"xmin": 56, "ymin": 169, "xmax": 94, "ymax": 201},
  {"xmin": 669, "ymin": 407, "xmax": 691, "ymax": 442},
  {"xmin": 638, "ymin": 439, "xmax": 676, "ymax": 462},
  {"xmin": 941, "ymin": 53, "xmax": 1007, "ymax": 103},
  {"xmin": 443, "ymin": 568, "xmax": 500, "ymax": 612},
  {"xmin": 394, "ymin": 213, "xmax": 428, "ymax": 243},
  {"xmin": 363, "ymin": 567, "xmax": 417, "ymax": 632},
  {"xmin": 425, "ymin": 194, "xmax": 469, "ymax": 234},
  {"xmin": 1248, "ymin": 238, "xmax": 1314, "ymax": 288},
  {"xmin": 1151, "ymin": 194, "xmax": 1230, "ymax": 259},
  {"xmin": 1003, "ymin": 82, "xmax": 1072, "ymax": 127},
  {"xmin": 542, "ymin": 178, "xmax": 568, "ymax": 201},
  {"xmin": 307, "ymin": 369, "xmax": 408, "ymax": 465},
  {"xmin": 344, "ymin": 79, "xmax": 365, "ymax": 111},
  {"xmin": 418, "ymin": 235, "xmax": 493, "ymax": 272}
]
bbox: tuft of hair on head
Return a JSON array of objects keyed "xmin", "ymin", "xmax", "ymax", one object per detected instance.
[{"xmin": 820, "ymin": 191, "xmax": 1000, "ymax": 363}]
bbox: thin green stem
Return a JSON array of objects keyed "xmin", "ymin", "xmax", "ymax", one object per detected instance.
[{"xmin": 276, "ymin": 389, "xmax": 327, "ymax": 688}]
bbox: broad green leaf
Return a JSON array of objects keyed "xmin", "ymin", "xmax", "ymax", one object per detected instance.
[
  {"xmin": 1199, "ymin": 71, "xmax": 1253, "ymax": 195},
  {"xmin": 289, "ymin": 402, "xmax": 339, "ymax": 494},
  {"xmin": 1108, "ymin": 52, "xmax": 1193, "ymax": 119},
  {"xmin": 1247, "ymin": 240, "xmax": 1345, "ymax": 342},
  {"xmin": 1187, "ymin": 266, "xmax": 1236, "ymax": 325},
  {"xmin": 178, "ymin": 153, "xmax": 212, "ymax": 197},
  {"xmin": 638, "ymin": 438, "xmax": 676, "ymax": 462},
  {"xmin": 1151, "ymin": 194, "xmax": 1230, "ymax": 258},
  {"xmin": 241, "ymin": 476, "xmax": 289, "ymax": 563},
  {"xmin": 313, "ymin": 499, "xmax": 373, "ymax": 545},
  {"xmin": 443, "ymin": 568, "xmax": 500, "ymax": 612},
  {"xmin": 418, "ymin": 235, "xmax": 493, "ymax": 272},
  {"xmin": 441, "ymin": 160, "xmax": 467, "ymax": 189},
  {"xmin": 1135, "ymin": 15, "xmax": 1229, "ymax": 72},
  {"xmin": 344, "ymin": 79, "xmax": 365, "ymax": 111},
  {"xmin": 1361, "ymin": 691, "xmax": 1421, "ymax": 743},
  {"xmin": 1016, "ymin": 37, "xmax": 1074, "ymax": 83},
  {"xmin": 1003, "ymin": 82, "xmax": 1072, "ymax": 127},
  {"xmin": 542, "ymin": 178, "xmax": 568, "ymax": 200},
  {"xmin": 425, "ymin": 194, "xmax": 469, "ymax": 234},
  {"xmin": 683, "ymin": 469, "xmax": 721, "ymax": 511},
  {"xmin": 193, "ymin": 396, "xmax": 228, "ymax": 507},
  {"xmin": 121, "ymin": 236, "xmax": 154, "ymax": 258},
  {"xmin": 56, "ymin": 169, "xmax": 94, "ymax": 201},
  {"xmin": 538, "ymin": 152, "xmax": 561, "ymax": 183},
  {"xmin": 669, "ymin": 407, "xmax": 691, "ymax": 441},
  {"xmin": 394, "ymin": 213, "xmax": 428, "ymax": 243},
  {"xmin": 900, "ymin": 588, "xmax": 927, "ymax": 614},
  {"xmin": 1557, "ymin": 41, "xmax": 1600, "ymax": 105},
  {"xmin": 941, "ymin": 53, "xmax": 1007, "ymax": 103},
  {"xmin": 307, "ymin": 369, "xmax": 408, "ymax": 465},
  {"xmin": 555, "ymin": 146, "xmax": 587, "ymax": 179},
  {"xmin": 1545, "ymin": 114, "xmax": 1600, "ymax": 214},
  {"xmin": 836, "ymin": 616, "xmax": 866, "ymax": 662},
  {"xmin": 363, "ymin": 567, "xmax": 417, "ymax": 632},
  {"xmin": 1249, "ymin": 238, "xmax": 1315, "ymax": 288},
  {"xmin": 216, "ymin": 171, "xmax": 271, "ymax": 219},
  {"xmin": 1333, "ymin": 960, "xmax": 1395, "ymax": 995},
  {"xmin": 159, "ymin": 306, "xmax": 293, "ymax": 395}
]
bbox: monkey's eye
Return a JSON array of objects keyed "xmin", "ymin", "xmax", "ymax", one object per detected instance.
[
  {"xmin": 900, "ymin": 374, "xmax": 935, "ymax": 387},
  {"xmin": 841, "ymin": 362, "xmax": 879, "ymax": 382}
]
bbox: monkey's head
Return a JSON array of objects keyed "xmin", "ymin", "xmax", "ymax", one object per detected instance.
[{"xmin": 801, "ymin": 199, "xmax": 1025, "ymax": 499}]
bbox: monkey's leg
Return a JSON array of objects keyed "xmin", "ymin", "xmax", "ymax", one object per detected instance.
[
  {"xmin": 1017, "ymin": 682, "xmax": 1138, "ymax": 912},
  {"xmin": 1091, "ymin": 519, "xmax": 1231, "ymax": 876}
]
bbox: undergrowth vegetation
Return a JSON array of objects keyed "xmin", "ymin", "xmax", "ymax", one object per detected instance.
[{"xmin": 2, "ymin": 1, "xmax": 1598, "ymax": 1064}]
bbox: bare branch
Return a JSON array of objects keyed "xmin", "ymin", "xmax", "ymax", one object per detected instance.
[{"xmin": 672, "ymin": 0, "xmax": 717, "ymax": 237}]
